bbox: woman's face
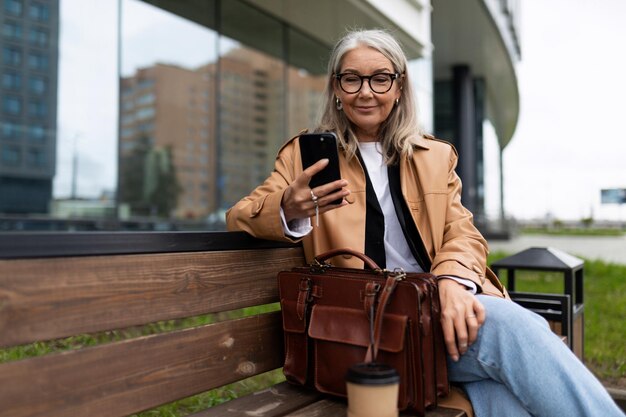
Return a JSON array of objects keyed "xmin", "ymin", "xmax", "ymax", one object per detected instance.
[{"xmin": 333, "ymin": 45, "xmax": 402, "ymax": 142}]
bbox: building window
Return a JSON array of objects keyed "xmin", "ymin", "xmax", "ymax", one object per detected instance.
[
  {"xmin": 121, "ymin": 127, "xmax": 135, "ymax": 138},
  {"xmin": 136, "ymin": 93, "xmax": 155, "ymax": 106},
  {"xmin": 2, "ymin": 121, "xmax": 21, "ymax": 139},
  {"xmin": 28, "ymin": 125, "xmax": 46, "ymax": 142},
  {"xmin": 2, "ymin": 96, "xmax": 21, "ymax": 115},
  {"xmin": 29, "ymin": 2, "xmax": 49, "ymax": 21},
  {"xmin": 28, "ymin": 75, "xmax": 47, "ymax": 94},
  {"xmin": 27, "ymin": 148, "xmax": 46, "ymax": 167},
  {"xmin": 29, "ymin": 28, "xmax": 49, "ymax": 47},
  {"xmin": 137, "ymin": 79, "xmax": 154, "ymax": 89},
  {"xmin": 28, "ymin": 52, "xmax": 48, "ymax": 71},
  {"xmin": 136, "ymin": 107, "xmax": 155, "ymax": 120},
  {"xmin": 1, "ymin": 145, "xmax": 21, "ymax": 165},
  {"xmin": 4, "ymin": 0, "xmax": 22, "ymax": 16},
  {"xmin": 2, "ymin": 72, "xmax": 21, "ymax": 90},
  {"xmin": 28, "ymin": 100, "xmax": 47, "ymax": 117},
  {"xmin": 2, "ymin": 21, "xmax": 22, "ymax": 40},
  {"xmin": 2, "ymin": 46, "xmax": 22, "ymax": 66}
]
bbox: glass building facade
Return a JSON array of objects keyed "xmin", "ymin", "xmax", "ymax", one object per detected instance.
[
  {"xmin": 0, "ymin": 0, "xmax": 58, "ymax": 214},
  {"xmin": 0, "ymin": 0, "xmax": 434, "ymax": 231},
  {"xmin": 1, "ymin": 0, "xmax": 519, "ymax": 233}
]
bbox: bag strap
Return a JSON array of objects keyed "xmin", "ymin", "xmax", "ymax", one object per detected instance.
[
  {"xmin": 364, "ymin": 270, "xmax": 406, "ymax": 362},
  {"xmin": 314, "ymin": 248, "xmax": 381, "ymax": 270}
]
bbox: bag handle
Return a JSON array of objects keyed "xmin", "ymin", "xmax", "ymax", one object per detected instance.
[
  {"xmin": 365, "ymin": 270, "xmax": 405, "ymax": 362},
  {"xmin": 314, "ymin": 248, "xmax": 381, "ymax": 270}
]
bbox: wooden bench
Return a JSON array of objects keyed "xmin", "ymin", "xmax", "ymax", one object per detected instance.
[{"xmin": 0, "ymin": 231, "xmax": 465, "ymax": 417}]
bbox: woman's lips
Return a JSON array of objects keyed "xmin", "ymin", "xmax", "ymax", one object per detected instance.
[{"xmin": 354, "ymin": 105, "xmax": 376, "ymax": 113}]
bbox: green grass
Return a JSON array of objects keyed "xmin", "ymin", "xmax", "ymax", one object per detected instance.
[
  {"xmin": 488, "ymin": 252, "xmax": 626, "ymax": 386},
  {"xmin": 129, "ymin": 369, "xmax": 285, "ymax": 417}
]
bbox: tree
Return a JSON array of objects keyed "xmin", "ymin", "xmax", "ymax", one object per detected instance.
[{"xmin": 119, "ymin": 138, "xmax": 181, "ymax": 218}]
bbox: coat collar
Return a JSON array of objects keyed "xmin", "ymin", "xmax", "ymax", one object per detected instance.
[{"xmin": 413, "ymin": 134, "xmax": 432, "ymax": 150}]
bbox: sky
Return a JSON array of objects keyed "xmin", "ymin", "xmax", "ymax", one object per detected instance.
[
  {"xmin": 53, "ymin": 0, "xmax": 626, "ymax": 221},
  {"xmin": 503, "ymin": 0, "xmax": 626, "ymax": 221}
]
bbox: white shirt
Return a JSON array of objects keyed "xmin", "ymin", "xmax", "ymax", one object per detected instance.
[{"xmin": 357, "ymin": 142, "xmax": 423, "ymax": 273}]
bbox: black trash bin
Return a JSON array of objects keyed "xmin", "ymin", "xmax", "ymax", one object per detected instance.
[{"xmin": 491, "ymin": 247, "xmax": 584, "ymax": 360}]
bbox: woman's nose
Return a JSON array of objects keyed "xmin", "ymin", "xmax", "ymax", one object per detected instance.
[{"xmin": 358, "ymin": 81, "xmax": 374, "ymax": 97}]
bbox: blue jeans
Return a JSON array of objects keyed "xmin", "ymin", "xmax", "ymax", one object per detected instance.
[{"xmin": 447, "ymin": 295, "xmax": 624, "ymax": 417}]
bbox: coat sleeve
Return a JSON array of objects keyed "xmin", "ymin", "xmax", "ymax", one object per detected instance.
[
  {"xmin": 430, "ymin": 146, "xmax": 490, "ymax": 290},
  {"xmin": 225, "ymin": 139, "xmax": 302, "ymax": 242}
]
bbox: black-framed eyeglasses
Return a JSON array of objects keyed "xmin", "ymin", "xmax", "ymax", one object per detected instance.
[{"xmin": 334, "ymin": 72, "xmax": 400, "ymax": 94}]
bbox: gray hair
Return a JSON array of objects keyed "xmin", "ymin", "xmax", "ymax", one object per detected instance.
[{"xmin": 316, "ymin": 29, "xmax": 423, "ymax": 164}]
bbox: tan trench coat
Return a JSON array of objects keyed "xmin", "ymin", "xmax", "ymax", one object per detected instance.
[{"xmin": 226, "ymin": 134, "xmax": 509, "ymax": 415}]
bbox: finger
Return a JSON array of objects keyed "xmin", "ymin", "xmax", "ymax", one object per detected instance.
[
  {"xmin": 317, "ymin": 188, "xmax": 350, "ymax": 207},
  {"xmin": 467, "ymin": 300, "xmax": 486, "ymax": 346},
  {"xmin": 296, "ymin": 159, "xmax": 329, "ymax": 186},
  {"xmin": 454, "ymin": 313, "xmax": 469, "ymax": 355},
  {"xmin": 441, "ymin": 316, "xmax": 460, "ymax": 362},
  {"xmin": 475, "ymin": 300, "xmax": 486, "ymax": 326},
  {"xmin": 466, "ymin": 316, "xmax": 479, "ymax": 347},
  {"xmin": 314, "ymin": 178, "xmax": 349, "ymax": 196},
  {"xmin": 318, "ymin": 199, "xmax": 349, "ymax": 215}
]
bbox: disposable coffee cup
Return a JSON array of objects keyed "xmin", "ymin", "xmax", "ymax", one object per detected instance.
[{"xmin": 345, "ymin": 362, "xmax": 400, "ymax": 417}]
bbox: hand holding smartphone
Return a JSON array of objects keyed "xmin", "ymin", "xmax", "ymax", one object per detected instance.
[{"xmin": 299, "ymin": 132, "xmax": 343, "ymax": 205}]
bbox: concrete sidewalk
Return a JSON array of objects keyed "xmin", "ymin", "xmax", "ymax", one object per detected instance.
[{"xmin": 487, "ymin": 234, "xmax": 626, "ymax": 265}]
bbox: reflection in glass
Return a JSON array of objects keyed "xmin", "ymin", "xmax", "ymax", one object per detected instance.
[
  {"xmin": 287, "ymin": 28, "xmax": 327, "ymax": 137},
  {"xmin": 217, "ymin": 37, "xmax": 285, "ymax": 210},
  {"xmin": 0, "ymin": 0, "xmax": 58, "ymax": 215},
  {"xmin": 119, "ymin": 0, "xmax": 217, "ymax": 219},
  {"xmin": 2, "ymin": 0, "xmax": 335, "ymax": 231}
]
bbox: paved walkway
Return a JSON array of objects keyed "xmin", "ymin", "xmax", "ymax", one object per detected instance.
[{"xmin": 487, "ymin": 234, "xmax": 626, "ymax": 265}]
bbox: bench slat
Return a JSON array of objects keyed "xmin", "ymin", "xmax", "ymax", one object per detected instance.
[
  {"xmin": 189, "ymin": 381, "xmax": 322, "ymax": 417},
  {"xmin": 193, "ymin": 381, "xmax": 467, "ymax": 417},
  {"xmin": 0, "ymin": 247, "xmax": 304, "ymax": 347},
  {"xmin": 284, "ymin": 398, "xmax": 466, "ymax": 417},
  {"xmin": 0, "ymin": 312, "xmax": 284, "ymax": 417}
]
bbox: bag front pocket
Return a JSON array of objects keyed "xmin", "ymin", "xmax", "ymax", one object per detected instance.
[{"xmin": 307, "ymin": 304, "xmax": 411, "ymax": 409}]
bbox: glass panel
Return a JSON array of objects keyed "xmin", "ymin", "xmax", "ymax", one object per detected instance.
[
  {"xmin": 53, "ymin": 0, "xmax": 116, "ymax": 210},
  {"xmin": 2, "ymin": 20, "xmax": 22, "ymax": 40},
  {"xmin": 215, "ymin": 0, "xmax": 286, "ymax": 213},
  {"xmin": 119, "ymin": 0, "xmax": 218, "ymax": 220},
  {"xmin": 217, "ymin": 0, "xmax": 286, "ymax": 211},
  {"xmin": 4, "ymin": 0, "xmax": 23, "ymax": 16},
  {"xmin": 29, "ymin": 2, "xmax": 50, "ymax": 21},
  {"xmin": 286, "ymin": 28, "xmax": 328, "ymax": 135}
]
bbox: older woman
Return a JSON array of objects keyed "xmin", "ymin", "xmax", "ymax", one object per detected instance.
[{"xmin": 226, "ymin": 29, "xmax": 622, "ymax": 417}]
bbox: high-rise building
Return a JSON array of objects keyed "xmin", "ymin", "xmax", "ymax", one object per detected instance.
[
  {"xmin": 119, "ymin": 63, "xmax": 217, "ymax": 218},
  {"xmin": 0, "ymin": 0, "xmax": 59, "ymax": 213}
]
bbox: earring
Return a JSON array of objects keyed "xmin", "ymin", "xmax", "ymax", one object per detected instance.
[
  {"xmin": 335, "ymin": 97, "xmax": 343, "ymax": 111},
  {"xmin": 394, "ymin": 98, "xmax": 399, "ymax": 106}
]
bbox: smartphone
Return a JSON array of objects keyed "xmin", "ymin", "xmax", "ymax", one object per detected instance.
[{"xmin": 299, "ymin": 132, "xmax": 343, "ymax": 205}]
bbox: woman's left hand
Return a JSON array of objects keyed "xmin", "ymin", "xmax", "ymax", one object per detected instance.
[{"xmin": 438, "ymin": 278, "xmax": 486, "ymax": 362}]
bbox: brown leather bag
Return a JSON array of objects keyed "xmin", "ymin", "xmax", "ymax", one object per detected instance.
[{"xmin": 277, "ymin": 248, "xmax": 449, "ymax": 416}]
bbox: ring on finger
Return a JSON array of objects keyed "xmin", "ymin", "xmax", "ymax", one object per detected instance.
[
  {"xmin": 310, "ymin": 189, "xmax": 318, "ymax": 202},
  {"xmin": 466, "ymin": 314, "xmax": 476, "ymax": 319}
]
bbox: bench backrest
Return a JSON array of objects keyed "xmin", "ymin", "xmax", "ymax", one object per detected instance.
[{"xmin": 0, "ymin": 231, "xmax": 304, "ymax": 417}]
